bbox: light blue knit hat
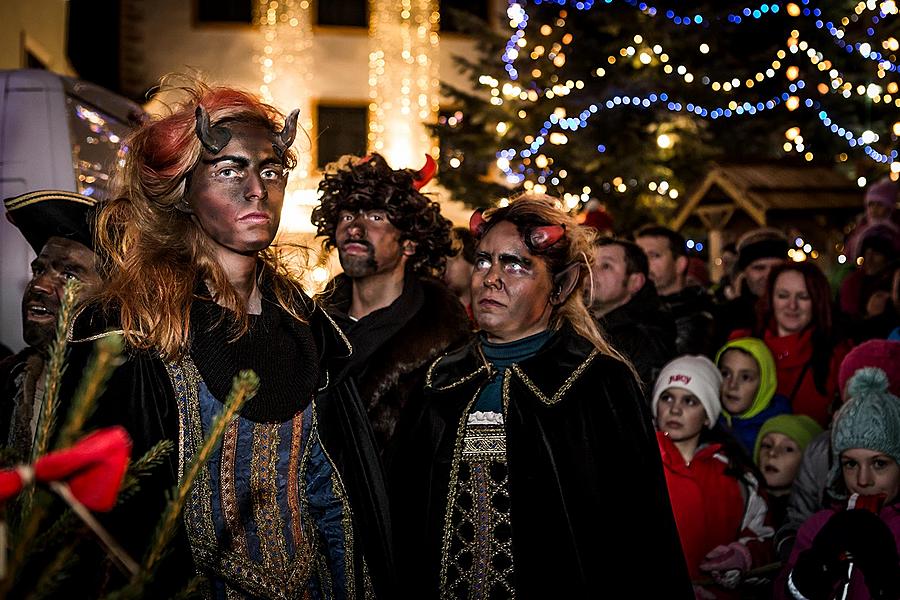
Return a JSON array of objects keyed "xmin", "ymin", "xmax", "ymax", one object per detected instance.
[{"xmin": 829, "ymin": 367, "xmax": 900, "ymax": 496}]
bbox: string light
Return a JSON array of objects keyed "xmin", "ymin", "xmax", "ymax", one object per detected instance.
[{"xmin": 368, "ymin": 0, "xmax": 440, "ymax": 168}]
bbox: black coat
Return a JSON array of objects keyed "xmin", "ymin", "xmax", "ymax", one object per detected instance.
[
  {"xmin": 388, "ymin": 326, "xmax": 693, "ymax": 599},
  {"xmin": 59, "ymin": 297, "xmax": 395, "ymax": 598},
  {"xmin": 596, "ymin": 282, "xmax": 676, "ymax": 391},
  {"xmin": 660, "ymin": 285, "xmax": 717, "ymax": 357}
]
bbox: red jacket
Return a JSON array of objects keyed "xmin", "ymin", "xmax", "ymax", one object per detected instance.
[
  {"xmin": 731, "ymin": 328, "xmax": 851, "ymax": 427},
  {"xmin": 657, "ymin": 432, "xmax": 773, "ymax": 581}
]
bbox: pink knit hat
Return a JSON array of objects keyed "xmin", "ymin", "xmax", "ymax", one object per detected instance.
[
  {"xmin": 865, "ymin": 177, "xmax": 898, "ymax": 210},
  {"xmin": 837, "ymin": 339, "xmax": 900, "ymax": 399}
]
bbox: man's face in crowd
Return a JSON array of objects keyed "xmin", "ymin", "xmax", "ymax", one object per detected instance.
[
  {"xmin": 443, "ymin": 252, "xmax": 474, "ymax": 298},
  {"xmin": 635, "ymin": 235, "xmax": 685, "ymax": 296},
  {"xmin": 743, "ymin": 257, "xmax": 784, "ymax": 298},
  {"xmin": 587, "ymin": 244, "xmax": 642, "ymax": 316},
  {"xmin": 22, "ymin": 237, "xmax": 100, "ymax": 351},
  {"xmin": 186, "ymin": 123, "xmax": 287, "ymax": 261},
  {"xmin": 335, "ymin": 209, "xmax": 411, "ymax": 279}
]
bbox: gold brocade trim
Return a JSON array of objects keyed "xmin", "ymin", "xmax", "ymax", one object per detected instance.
[
  {"xmin": 438, "ymin": 387, "xmax": 484, "ymax": 594},
  {"xmin": 251, "ymin": 422, "xmax": 289, "ymax": 578},
  {"xmin": 509, "ymin": 348, "xmax": 599, "ymax": 405},
  {"xmin": 461, "ymin": 425, "xmax": 507, "ymax": 458},
  {"xmin": 220, "ymin": 419, "xmax": 247, "ymax": 556},
  {"xmin": 317, "ymin": 305, "xmax": 353, "ymax": 358},
  {"xmin": 425, "ymin": 358, "xmax": 491, "ymax": 392},
  {"xmin": 288, "ymin": 412, "xmax": 304, "ymax": 557}
]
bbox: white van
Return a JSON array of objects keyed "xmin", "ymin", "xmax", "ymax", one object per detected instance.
[{"xmin": 0, "ymin": 69, "xmax": 144, "ymax": 352}]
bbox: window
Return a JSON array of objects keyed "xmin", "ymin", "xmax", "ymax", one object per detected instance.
[
  {"xmin": 196, "ymin": 0, "xmax": 253, "ymax": 24},
  {"xmin": 316, "ymin": 0, "xmax": 367, "ymax": 27},
  {"xmin": 440, "ymin": 0, "xmax": 490, "ymax": 33},
  {"xmin": 316, "ymin": 105, "xmax": 368, "ymax": 169}
]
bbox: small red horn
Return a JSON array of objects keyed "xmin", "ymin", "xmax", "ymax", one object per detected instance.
[
  {"xmin": 469, "ymin": 209, "xmax": 487, "ymax": 238},
  {"xmin": 528, "ymin": 224, "xmax": 566, "ymax": 250},
  {"xmin": 412, "ymin": 154, "xmax": 438, "ymax": 190}
]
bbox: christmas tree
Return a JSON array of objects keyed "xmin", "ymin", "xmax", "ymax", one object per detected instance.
[{"xmin": 435, "ymin": 0, "xmax": 899, "ymax": 230}]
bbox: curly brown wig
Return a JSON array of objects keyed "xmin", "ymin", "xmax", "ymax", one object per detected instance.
[{"xmin": 311, "ymin": 153, "xmax": 452, "ymax": 275}]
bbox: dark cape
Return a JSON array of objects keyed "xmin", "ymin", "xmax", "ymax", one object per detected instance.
[
  {"xmin": 388, "ymin": 325, "xmax": 693, "ymax": 599},
  {"xmin": 319, "ymin": 273, "xmax": 471, "ymax": 451},
  {"xmin": 58, "ymin": 290, "xmax": 395, "ymax": 598}
]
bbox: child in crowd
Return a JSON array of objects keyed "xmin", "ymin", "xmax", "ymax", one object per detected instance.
[
  {"xmin": 754, "ymin": 415, "xmax": 823, "ymax": 530},
  {"xmin": 653, "ymin": 356, "xmax": 774, "ymax": 597},
  {"xmin": 778, "ymin": 368, "xmax": 900, "ymax": 599},
  {"xmin": 716, "ymin": 337, "xmax": 791, "ymax": 452}
]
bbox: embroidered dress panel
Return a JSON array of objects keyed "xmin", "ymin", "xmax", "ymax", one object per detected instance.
[
  {"xmin": 443, "ymin": 422, "xmax": 514, "ymax": 600},
  {"xmin": 166, "ymin": 357, "xmax": 357, "ymax": 599}
]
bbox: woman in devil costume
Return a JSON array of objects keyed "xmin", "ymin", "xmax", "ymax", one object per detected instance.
[
  {"xmin": 389, "ymin": 195, "xmax": 693, "ymax": 598},
  {"xmin": 62, "ymin": 83, "xmax": 392, "ymax": 598}
]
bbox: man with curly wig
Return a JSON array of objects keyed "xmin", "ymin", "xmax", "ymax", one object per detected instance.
[{"xmin": 311, "ymin": 153, "xmax": 470, "ymax": 451}]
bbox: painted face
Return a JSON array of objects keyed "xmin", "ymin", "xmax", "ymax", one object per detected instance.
[
  {"xmin": 472, "ymin": 221, "xmax": 554, "ymax": 343},
  {"xmin": 334, "ymin": 209, "xmax": 410, "ymax": 279},
  {"xmin": 186, "ymin": 123, "xmax": 287, "ymax": 261},
  {"xmin": 22, "ymin": 237, "xmax": 100, "ymax": 351},
  {"xmin": 773, "ymin": 270, "xmax": 813, "ymax": 337},
  {"xmin": 443, "ymin": 252, "xmax": 474, "ymax": 298},
  {"xmin": 718, "ymin": 349, "xmax": 760, "ymax": 415},
  {"xmin": 636, "ymin": 235, "xmax": 681, "ymax": 296},
  {"xmin": 744, "ymin": 257, "xmax": 784, "ymax": 297},
  {"xmin": 758, "ymin": 432, "xmax": 803, "ymax": 489},
  {"xmin": 587, "ymin": 244, "xmax": 635, "ymax": 315},
  {"xmin": 841, "ymin": 448, "xmax": 900, "ymax": 503},
  {"xmin": 656, "ymin": 387, "xmax": 709, "ymax": 442}
]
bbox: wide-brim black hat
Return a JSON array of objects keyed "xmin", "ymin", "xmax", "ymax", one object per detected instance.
[{"xmin": 4, "ymin": 190, "xmax": 97, "ymax": 253}]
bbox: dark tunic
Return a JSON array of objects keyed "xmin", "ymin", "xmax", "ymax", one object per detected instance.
[
  {"xmin": 389, "ymin": 325, "xmax": 693, "ymax": 599},
  {"xmin": 61, "ymin": 290, "xmax": 393, "ymax": 598}
]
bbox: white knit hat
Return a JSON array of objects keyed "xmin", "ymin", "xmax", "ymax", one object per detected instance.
[{"xmin": 651, "ymin": 355, "xmax": 723, "ymax": 426}]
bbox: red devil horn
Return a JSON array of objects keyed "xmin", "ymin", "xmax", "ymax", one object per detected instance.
[
  {"xmin": 528, "ymin": 224, "xmax": 566, "ymax": 251},
  {"xmin": 469, "ymin": 209, "xmax": 487, "ymax": 238},
  {"xmin": 412, "ymin": 154, "xmax": 438, "ymax": 190}
]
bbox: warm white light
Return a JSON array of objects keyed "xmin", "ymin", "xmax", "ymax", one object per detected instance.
[
  {"xmin": 657, "ymin": 134, "xmax": 673, "ymax": 149},
  {"xmin": 699, "ymin": 44, "xmax": 709, "ymax": 54},
  {"xmin": 858, "ymin": 176, "xmax": 867, "ymax": 187}
]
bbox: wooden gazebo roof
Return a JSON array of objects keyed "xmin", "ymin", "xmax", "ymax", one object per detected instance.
[{"xmin": 671, "ymin": 163, "xmax": 862, "ymax": 230}]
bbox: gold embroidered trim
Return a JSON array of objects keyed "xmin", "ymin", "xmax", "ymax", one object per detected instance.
[
  {"xmin": 317, "ymin": 304, "xmax": 353, "ymax": 358},
  {"xmin": 461, "ymin": 424, "xmax": 507, "ymax": 458},
  {"xmin": 251, "ymin": 422, "xmax": 289, "ymax": 577},
  {"xmin": 220, "ymin": 419, "xmax": 247, "ymax": 556},
  {"xmin": 425, "ymin": 357, "xmax": 490, "ymax": 392},
  {"xmin": 288, "ymin": 412, "xmax": 304, "ymax": 557},
  {"xmin": 509, "ymin": 348, "xmax": 599, "ymax": 405}
]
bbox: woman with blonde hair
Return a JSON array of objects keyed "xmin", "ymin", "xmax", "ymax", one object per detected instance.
[
  {"xmin": 64, "ymin": 81, "xmax": 392, "ymax": 598},
  {"xmin": 389, "ymin": 194, "xmax": 692, "ymax": 598}
]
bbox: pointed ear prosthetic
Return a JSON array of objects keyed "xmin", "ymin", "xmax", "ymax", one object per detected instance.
[
  {"xmin": 194, "ymin": 106, "xmax": 232, "ymax": 154},
  {"xmin": 274, "ymin": 108, "xmax": 300, "ymax": 158},
  {"xmin": 411, "ymin": 154, "xmax": 437, "ymax": 190},
  {"xmin": 469, "ymin": 209, "xmax": 487, "ymax": 238},
  {"xmin": 527, "ymin": 224, "xmax": 566, "ymax": 252},
  {"xmin": 551, "ymin": 262, "xmax": 582, "ymax": 305}
]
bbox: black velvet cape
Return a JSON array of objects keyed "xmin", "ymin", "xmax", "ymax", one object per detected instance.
[
  {"xmin": 388, "ymin": 325, "xmax": 693, "ymax": 598},
  {"xmin": 60, "ymin": 296, "xmax": 395, "ymax": 598}
]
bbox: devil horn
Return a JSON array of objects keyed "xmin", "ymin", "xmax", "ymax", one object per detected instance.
[
  {"xmin": 279, "ymin": 108, "xmax": 300, "ymax": 149},
  {"xmin": 469, "ymin": 209, "xmax": 487, "ymax": 238},
  {"xmin": 412, "ymin": 154, "xmax": 438, "ymax": 190},
  {"xmin": 528, "ymin": 224, "xmax": 567, "ymax": 251},
  {"xmin": 194, "ymin": 106, "xmax": 231, "ymax": 154}
]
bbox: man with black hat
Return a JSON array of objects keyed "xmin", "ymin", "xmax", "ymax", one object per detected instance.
[
  {"xmin": 715, "ymin": 227, "xmax": 788, "ymax": 344},
  {"xmin": 0, "ymin": 190, "xmax": 101, "ymax": 456}
]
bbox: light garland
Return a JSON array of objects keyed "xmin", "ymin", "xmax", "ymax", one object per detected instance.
[{"xmin": 368, "ymin": 0, "xmax": 440, "ymax": 168}]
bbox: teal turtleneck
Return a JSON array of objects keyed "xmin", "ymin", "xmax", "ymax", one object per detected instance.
[{"xmin": 473, "ymin": 329, "xmax": 554, "ymax": 413}]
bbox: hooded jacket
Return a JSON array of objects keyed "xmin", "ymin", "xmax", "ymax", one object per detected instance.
[{"xmin": 717, "ymin": 337, "xmax": 792, "ymax": 452}]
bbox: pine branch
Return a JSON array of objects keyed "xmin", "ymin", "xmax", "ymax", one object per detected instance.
[
  {"xmin": 117, "ymin": 440, "xmax": 175, "ymax": 503},
  {"xmin": 30, "ymin": 280, "xmax": 80, "ymax": 462},
  {"xmin": 56, "ymin": 333, "xmax": 125, "ymax": 449},
  {"xmin": 25, "ymin": 541, "xmax": 78, "ymax": 600},
  {"xmin": 131, "ymin": 370, "xmax": 259, "ymax": 589}
]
